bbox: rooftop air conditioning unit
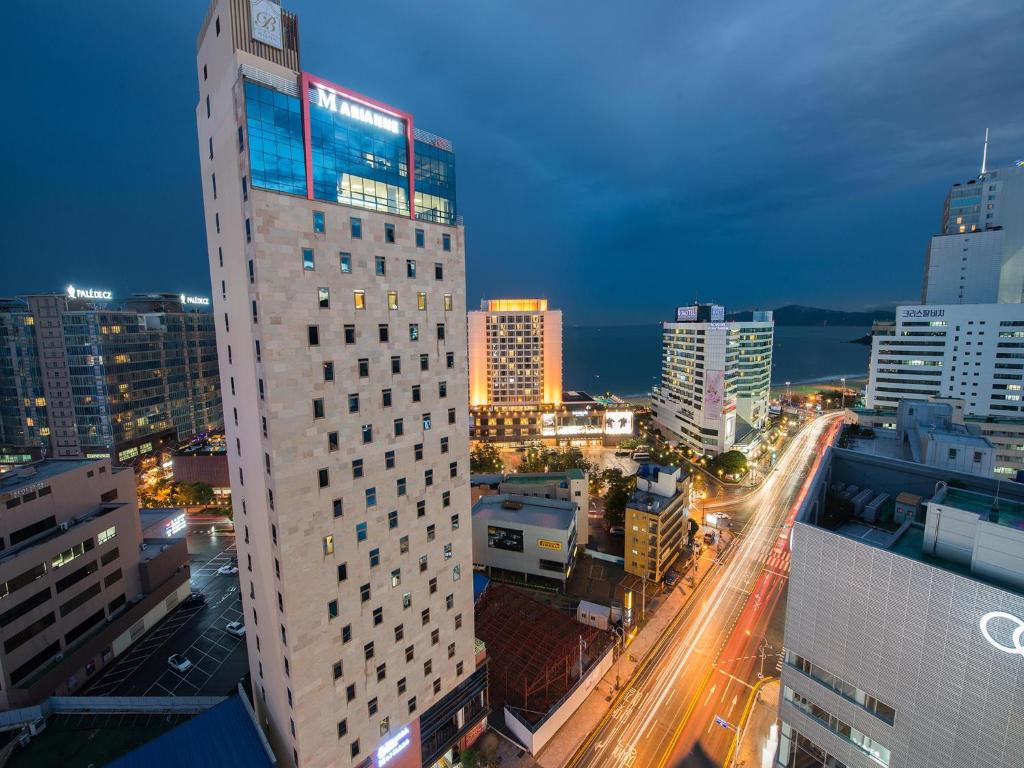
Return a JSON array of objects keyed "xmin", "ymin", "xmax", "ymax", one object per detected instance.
[
  {"xmin": 140, "ymin": 543, "xmax": 148, "ymax": 551},
  {"xmin": 58, "ymin": 522, "xmax": 70, "ymax": 532}
]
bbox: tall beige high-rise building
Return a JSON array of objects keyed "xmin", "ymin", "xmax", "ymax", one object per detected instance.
[{"xmin": 195, "ymin": 3, "xmax": 485, "ymax": 767}]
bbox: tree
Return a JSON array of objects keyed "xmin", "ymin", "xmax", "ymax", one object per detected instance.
[
  {"xmin": 177, "ymin": 481, "xmax": 214, "ymax": 506},
  {"xmin": 518, "ymin": 446, "xmax": 549, "ymax": 473},
  {"xmin": 602, "ymin": 468, "xmax": 635, "ymax": 527},
  {"xmin": 459, "ymin": 748, "xmax": 478, "ymax": 768},
  {"xmin": 470, "ymin": 443, "xmax": 503, "ymax": 474},
  {"xmin": 711, "ymin": 450, "xmax": 747, "ymax": 477}
]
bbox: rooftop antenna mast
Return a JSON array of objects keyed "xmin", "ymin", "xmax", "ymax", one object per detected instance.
[{"xmin": 981, "ymin": 127, "xmax": 989, "ymax": 176}]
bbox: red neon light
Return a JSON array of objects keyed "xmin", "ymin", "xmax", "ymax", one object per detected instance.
[{"xmin": 299, "ymin": 72, "xmax": 416, "ymax": 219}]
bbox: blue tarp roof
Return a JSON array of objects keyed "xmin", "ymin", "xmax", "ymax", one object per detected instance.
[
  {"xmin": 107, "ymin": 696, "xmax": 273, "ymax": 768},
  {"xmin": 473, "ymin": 572, "xmax": 490, "ymax": 603}
]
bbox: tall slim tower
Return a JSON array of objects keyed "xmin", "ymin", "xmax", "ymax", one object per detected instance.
[{"xmin": 195, "ymin": 3, "xmax": 483, "ymax": 767}]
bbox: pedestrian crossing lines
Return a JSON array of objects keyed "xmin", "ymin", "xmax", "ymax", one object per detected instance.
[{"xmin": 764, "ymin": 549, "xmax": 791, "ymax": 574}]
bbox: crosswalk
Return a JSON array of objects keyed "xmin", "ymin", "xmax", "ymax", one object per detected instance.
[{"xmin": 764, "ymin": 549, "xmax": 791, "ymax": 573}]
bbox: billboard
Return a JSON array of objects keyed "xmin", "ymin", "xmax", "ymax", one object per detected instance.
[
  {"xmin": 676, "ymin": 305, "xmax": 699, "ymax": 322},
  {"xmin": 710, "ymin": 305, "xmax": 725, "ymax": 323},
  {"xmin": 603, "ymin": 411, "xmax": 634, "ymax": 435},
  {"xmin": 705, "ymin": 370, "xmax": 725, "ymax": 411}
]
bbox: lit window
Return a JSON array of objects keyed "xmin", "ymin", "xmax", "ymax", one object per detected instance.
[
  {"xmin": 354, "ymin": 290, "xmax": 366, "ymax": 310},
  {"xmin": 388, "ymin": 291, "xmax": 398, "ymax": 310}
]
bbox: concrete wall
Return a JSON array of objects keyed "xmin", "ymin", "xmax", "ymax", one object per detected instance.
[{"xmin": 504, "ymin": 644, "xmax": 613, "ymax": 755}]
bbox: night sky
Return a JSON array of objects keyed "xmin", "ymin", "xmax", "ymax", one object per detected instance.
[{"xmin": 5, "ymin": 1, "xmax": 1023, "ymax": 324}]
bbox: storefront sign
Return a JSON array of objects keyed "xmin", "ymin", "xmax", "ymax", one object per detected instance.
[
  {"xmin": 314, "ymin": 86, "xmax": 401, "ymax": 134},
  {"xmin": 67, "ymin": 285, "xmax": 112, "ymax": 301},
  {"xmin": 377, "ymin": 725, "xmax": 411, "ymax": 766},
  {"xmin": 537, "ymin": 539, "xmax": 562, "ymax": 551},
  {"xmin": 180, "ymin": 294, "xmax": 210, "ymax": 306},
  {"xmin": 250, "ymin": 0, "xmax": 283, "ymax": 49},
  {"xmin": 165, "ymin": 514, "xmax": 186, "ymax": 537}
]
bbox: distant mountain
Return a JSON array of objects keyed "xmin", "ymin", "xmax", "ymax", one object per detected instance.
[{"xmin": 725, "ymin": 304, "xmax": 895, "ymax": 326}]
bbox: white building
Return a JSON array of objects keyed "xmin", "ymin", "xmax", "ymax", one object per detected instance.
[
  {"xmin": 196, "ymin": 3, "xmax": 484, "ymax": 767},
  {"xmin": 922, "ymin": 160, "xmax": 1024, "ymax": 304},
  {"xmin": 651, "ymin": 305, "xmax": 773, "ymax": 455},
  {"xmin": 845, "ymin": 400, "xmax": 996, "ymax": 478},
  {"xmin": 780, "ymin": 448, "xmax": 1024, "ymax": 768},
  {"xmin": 865, "ymin": 303, "xmax": 1024, "ymax": 419}
]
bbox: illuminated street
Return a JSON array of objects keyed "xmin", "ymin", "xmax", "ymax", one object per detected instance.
[{"xmin": 568, "ymin": 413, "xmax": 843, "ymax": 768}]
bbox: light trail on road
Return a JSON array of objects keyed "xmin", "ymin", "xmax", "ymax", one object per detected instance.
[{"xmin": 568, "ymin": 413, "xmax": 842, "ymax": 768}]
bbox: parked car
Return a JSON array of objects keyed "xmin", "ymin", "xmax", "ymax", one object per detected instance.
[
  {"xmin": 186, "ymin": 591, "xmax": 207, "ymax": 605},
  {"xmin": 217, "ymin": 564, "xmax": 239, "ymax": 575},
  {"xmin": 168, "ymin": 654, "xmax": 193, "ymax": 673},
  {"xmin": 225, "ymin": 621, "xmax": 246, "ymax": 638},
  {"xmin": 608, "ymin": 525, "xmax": 626, "ymax": 536},
  {"xmin": 664, "ymin": 570, "xmax": 680, "ymax": 587}
]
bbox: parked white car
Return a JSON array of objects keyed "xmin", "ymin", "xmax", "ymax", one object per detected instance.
[
  {"xmin": 217, "ymin": 564, "xmax": 239, "ymax": 575},
  {"xmin": 225, "ymin": 621, "xmax": 246, "ymax": 638},
  {"xmin": 168, "ymin": 654, "xmax": 193, "ymax": 673}
]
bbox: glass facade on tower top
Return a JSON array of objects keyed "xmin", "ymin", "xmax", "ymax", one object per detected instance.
[{"xmin": 243, "ymin": 76, "xmax": 457, "ymax": 224}]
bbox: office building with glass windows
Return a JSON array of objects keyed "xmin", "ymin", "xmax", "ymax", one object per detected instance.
[
  {"xmin": 778, "ymin": 447, "xmax": 1024, "ymax": 768},
  {"xmin": 0, "ymin": 292, "xmax": 221, "ymax": 467},
  {"xmin": 195, "ymin": 2, "xmax": 484, "ymax": 767},
  {"xmin": 651, "ymin": 306, "xmax": 773, "ymax": 456}
]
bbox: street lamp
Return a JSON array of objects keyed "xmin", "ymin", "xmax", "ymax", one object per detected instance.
[
  {"xmin": 840, "ymin": 377, "xmax": 846, "ymax": 410},
  {"xmin": 785, "ymin": 381, "xmax": 791, "ymax": 402}
]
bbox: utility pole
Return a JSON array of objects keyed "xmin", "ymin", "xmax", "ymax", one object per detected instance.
[
  {"xmin": 578, "ymin": 634, "xmax": 585, "ymax": 679},
  {"xmin": 641, "ymin": 579, "xmax": 646, "ymax": 622}
]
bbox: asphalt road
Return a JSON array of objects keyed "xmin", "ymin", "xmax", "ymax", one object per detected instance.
[
  {"xmin": 80, "ymin": 527, "xmax": 248, "ymax": 698},
  {"xmin": 568, "ymin": 413, "xmax": 842, "ymax": 768}
]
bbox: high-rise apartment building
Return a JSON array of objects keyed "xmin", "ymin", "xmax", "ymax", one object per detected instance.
[
  {"xmin": 468, "ymin": 299, "xmax": 561, "ymax": 430},
  {"xmin": 651, "ymin": 305, "xmax": 773, "ymax": 455},
  {"xmin": 195, "ymin": 2, "xmax": 484, "ymax": 767},
  {"xmin": 0, "ymin": 292, "xmax": 221, "ymax": 466},
  {"xmin": 922, "ymin": 161, "xmax": 1024, "ymax": 304},
  {"xmin": 778, "ymin": 447, "xmax": 1024, "ymax": 768}
]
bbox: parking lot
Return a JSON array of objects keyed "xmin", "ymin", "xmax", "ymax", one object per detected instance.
[{"xmin": 81, "ymin": 528, "xmax": 248, "ymax": 698}]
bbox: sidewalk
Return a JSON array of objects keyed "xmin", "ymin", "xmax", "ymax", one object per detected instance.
[
  {"xmin": 498, "ymin": 533, "xmax": 734, "ymax": 768},
  {"xmin": 733, "ymin": 678, "xmax": 780, "ymax": 768}
]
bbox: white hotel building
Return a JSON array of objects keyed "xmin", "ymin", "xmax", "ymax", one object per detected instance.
[
  {"xmin": 651, "ymin": 305, "xmax": 773, "ymax": 455},
  {"xmin": 863, "ymin": 303, "xmax": 1024, "ymax": 476},
  {"xmin": 196, "ymin": 2, "xmax": 485, "ymax": 768}
]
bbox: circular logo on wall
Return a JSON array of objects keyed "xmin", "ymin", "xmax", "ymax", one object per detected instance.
[{"xmin": 979, "ymin": 612, "xmax": 1024, "ymax": 656}]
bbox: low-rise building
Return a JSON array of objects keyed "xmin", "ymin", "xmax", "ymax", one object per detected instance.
[
  {"xmin": 470, "ymin": 390, "xmax": 635, "ymax": 446},
  {"xmin": 624, "ymin": 464, "xmax": 688, "ymax": 582},
  {"xmin": 170, "ymin": 437, "xmax": 230, "ymax": 504},
  {"xmin": 471, "ymin": 494, "xmax": 578, "ymax": 589},
  {"xmin": 779, "ymin": 447, "xmax": 1024, "ymax": 768},
  {"xmin": 844, "ymin": 400, "xmax": 996, "ymax": 477},
  {"xmin": 0, "ymin": 458, "xmax": 190, "ymax": 709},
  {"xmin": 499, "ymin": 469, "xmax": 589, "ymax": 545}
]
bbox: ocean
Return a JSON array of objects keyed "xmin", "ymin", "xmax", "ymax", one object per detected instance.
[{"xmin": 562, "ymin": 325, "xmax": 871, "ymax": 398}]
